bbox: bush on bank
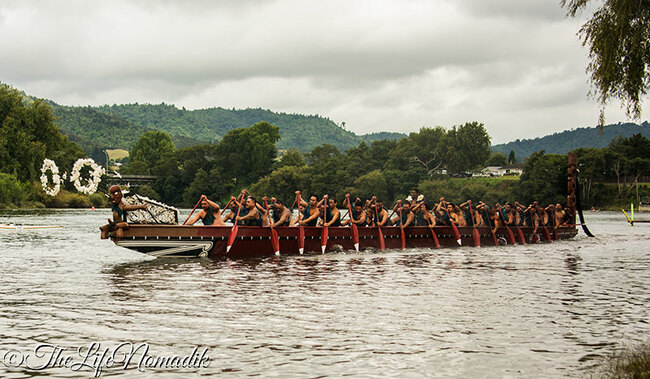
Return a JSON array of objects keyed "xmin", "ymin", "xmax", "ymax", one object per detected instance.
[{"xmin": 597, "ymin": 342, "xmax": 650, "ymax": 378}]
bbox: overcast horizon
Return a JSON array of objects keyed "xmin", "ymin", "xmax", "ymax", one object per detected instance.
[{"xmin": 1, "ymin": 0, "xmax": 647, "ymax": 145}]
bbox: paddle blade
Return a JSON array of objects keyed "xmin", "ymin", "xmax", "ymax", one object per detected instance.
[
  {"xmin": 351, "ymin": 224, "xmax": 359, "ymax": 251},
  {"xmin": 532, "ymin": 232, "xmax": 539, "ymax": 244},
  {"xmin": 553, "ymin": 228, "xmax": 558, "ymax": 241},
  {"xmin": 516, "ymin": 227, "xmax": 526, "ymax": 244},
  {"xmin": 378, "ymin": 227, "xmax": 385, "ymax": 250},
  {"xmin": 429, "ymin": 226, "xmax": 441, "ymax": 249},
  {"xmin": 506, "ymin": 227, "xmax": 516, "ymax": 245},
  {"xmin": 226, "ymin": 224, "xmax": 238, "ymax": 253},
  {"xmin": 491, "ymin": 230, "xmax": 499, "ymax": 246},
  {"xmin": 472, "ymin": 227, "xmax": 481, "ymax": 247},
  {"xmin": 400, "ymin": 228, "xmax": 406, "ymax": 249},
  {"xmin": 298, "ymin": 225, "xmax": 305, "ymax": 254},
  {"xmin": 321, "ymin": 226, "xmax": 328, "ymax": 254},
  {"xmin": 542, "ymin": 227, "xmax": 552, "ymax": 242},
  {"xmin": 451, "ymin": 223, "xmax": 461, "ymax": 245},
  {"xmin": 271, "ymin": 227, "xmax": 280, "ymax": 256}
]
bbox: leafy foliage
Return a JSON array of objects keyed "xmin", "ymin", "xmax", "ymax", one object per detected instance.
[
  {"xmin": 516, "ymin": 152, "xmax": 568, "ymax": 205},
  {"xmin": 0, "ymin": 84, "xmax": 84, "ymax": 183},
  {"xmin": 492, "ymin": 122, "xmax": 650, "ymax": 161},
  {"xmin": 562, "ymin": 0, "xmax": 650, "ymax": 123},
  {"xmin": 127, "ymin": 131, "xmax": 176, "ymax": 173},
  {"xmin": 487, "ymin": 152, "xmax": 508, "ymax": 166}
]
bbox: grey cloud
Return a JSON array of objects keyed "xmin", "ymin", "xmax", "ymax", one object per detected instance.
[
  {"xmin": 0, "ymin": 0, "xmax": 642, "ymax": 143},
  {"xmin": 454, "ymin": 0, "xmax": 567, "ymax": 21}
]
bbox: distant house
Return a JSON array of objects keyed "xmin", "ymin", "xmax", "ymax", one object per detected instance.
[
  {"xmin": 500, "ymin": 163, "xmax": 524, "ymax": 176},
  {"xmin": 478, "ymin": 164, "xmax": 524, "ymax": 177}
]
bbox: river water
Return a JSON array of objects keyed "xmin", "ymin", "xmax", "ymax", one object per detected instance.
[{"xmin": 0, "ymin": 209, "xmax": 648, "ymax": 378}]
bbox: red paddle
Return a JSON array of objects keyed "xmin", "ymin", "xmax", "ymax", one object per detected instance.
[
  {"xmin": 293, "ymin": 195, "xmax": 305, "ymax": 254},
  {"xmin": 226, "ymin": 191, "xmax": 245, "ymax": 254},
  {"xmin": 483, "ymin": 208, "xmax": 499, "ymax": 246},
  {"xmin": 374, "ymin": 203, "xmax": 385, "ymax": 250},
  {"xmin": 469, "ymin": 204, "xmax": 481, "ymax": 247},
  {"xmin": 345, "ymin": 194, "xmax": 359, "ymax": 251},
  {"xmin": 450, "ymin": 219, "xmax": 462, "ymax": 246},
  {"xmin": 264, "ymin": 199, "xmax": 280, "ymax": 256},
  {"xmin": 399, "ymin": 208, "xmax": 406, "ymax": 249},
  {"xmin": 321, "ymin": 196, "xmax": 328, "ymax": 254},
  {"xmin": 498, "ymin": 208, "xmax": 516, "ymax": 245},
  {"xmin": 428, "ymin": 224, "xmax": 442, "ymax": 249},
  {"xmin": 182, "ymin": 196, "xmax": 204, "ymax": 225},
  {"xmin": 537, "ymin": 208, "xmax": 552, "ymax": 243}
]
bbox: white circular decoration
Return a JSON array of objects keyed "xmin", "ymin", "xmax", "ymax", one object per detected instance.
[
  {"xmin": 70, "ymin": 158, "xmax": 105, "ymax": 195},
  {"xmin": 40, "ymin": 159, "xmax": 61, "ymax": 196}
]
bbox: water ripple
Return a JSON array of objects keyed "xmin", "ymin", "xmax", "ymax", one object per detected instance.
[{"xmin": 0, "ymin": 210, "xmax": 648, "ymax": 377}]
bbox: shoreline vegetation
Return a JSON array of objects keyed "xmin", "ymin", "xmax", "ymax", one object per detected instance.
[
  {"xmin": 596, "ymin": 342, "xmax": 650, "ymax": 378},
  {"xmin": 2, "ymin": 83, "xmax": 649, "ymax": 211}
]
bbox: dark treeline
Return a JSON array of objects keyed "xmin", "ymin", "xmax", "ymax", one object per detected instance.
[
  {"xmin": 122, "ymin": 120, "xmax": 571, "ymax": 208},
  {"xmin": 0, "ymin": 84, "xmax": 98, "ymax": 208},
  {"xmin": 6, "ymin": 82, "xmax": 646, "ymax": 210},
  {"xmin": 492, "ymin": 121, "xmax": 650, "ymax": 162},
  {"xmin": 50, "ymin": 102, "xmax": 406, "ymax": 157},
  {"xmin": 573, "ymin": 134, "xmax": 650, "ymax": 207}
]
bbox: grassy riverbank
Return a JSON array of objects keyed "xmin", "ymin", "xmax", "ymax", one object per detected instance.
[{"xmin": 596, "ymin": 342, "xmax": 650, "ymax": 378}]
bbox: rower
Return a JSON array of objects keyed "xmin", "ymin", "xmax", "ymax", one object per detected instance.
[
  {"xmin": 290, "ymin": 204, "xmax": 305, "ymax": 226},
  {"xmin": 514, "ymin": 202, "xmax": 526, "ymax": 226},
  {"xmin": 406, "ymin": 188, "xmax": 424, "ymax": 206},
  {"xmin": 297, "ymin": 191, "xmax": 320, "ymax": 226},
  {"xmin": 186, "ymin": 195, "xmax": 224, "ymax": 226},
  {"xmin": 256, "ymin": 197, "xmax": 271, "ymax": 227},
  {"xmin": 342, "ymin": 197, "xmax": 367, "ymax": 227},
  {"xmin": 223, "ymin": 192, "xmax": 249, "ymax": 225},
  {"xmin": 322, "ymin": 195, "xmax": 341, "ymax": 227},
  {"xmin": 477, "ymin": 201, "xmax": 492, "ymax": 227},
  {"xmin": 100, "ymin": 185, "xmax": 147, "ymax": 239},
  {"xmin": 503, "ymin": 203, "xmax": 516, "ymax": 225},
  {"xmin": 412, "ymin": 201, "xmax": 436, "ymax": 226},
  {"xmin": 391, "ymin": 201, "xmax": 415, "ymax": 228},
  {"xmin": 236, "ymin": 196, "xmax": 263, "ymax": 226},
  {"xmin": 365, "ymin": 200, "xmax": 376, "ymax": 227},
  {"xmin": 271, "ymin": 199, "xmax": 292, "ymax": 227},
  {"xmin": 459, "ymin": 200, "xmax": 475, "ymax": 227},
  {"xmin": 373, "ymin": 198, "xmax": 390, "ymax": 226},
  {"xmin": 435, "ymin": 198, "xmax": 452, "ymax": 226},
  {"xmin": 489, "ymin": 207, "xmax": 501, "ymax": 234},
  {"xmin": 449, "ymin": 203, "xmax": 467, "ymax": 227},
  {"xmin": 554, "ymin": 203, "xmax": 567, "ymax": 227}
]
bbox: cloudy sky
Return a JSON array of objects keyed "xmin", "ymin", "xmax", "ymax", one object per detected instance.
[{"xmin": 0, "ymin": 0, "xmax": 646, "ymax": 144}]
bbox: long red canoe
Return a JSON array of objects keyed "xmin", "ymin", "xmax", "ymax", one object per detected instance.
[{"xmin": 107, "ymin": 224, "xmax": 578, "ymax": 258}]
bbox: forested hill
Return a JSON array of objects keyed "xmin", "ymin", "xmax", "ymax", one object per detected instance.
[
  {"xmin": 492, "ymin": 122, "xmax": 650, "ymax": 160},
  {"xmin": 50, "ymin": 102, "xmax": 406, "ymax": 154}
]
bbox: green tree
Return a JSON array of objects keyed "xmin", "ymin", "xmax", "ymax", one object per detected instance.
[
  {"xmin": 129, "ymin": 131, "xmax": 176, "ymax": 173},
  {"xmin": 215, "ymin": 121, "xmax": 280, "ymax": 186},
  {"xmin": 349, "ymin": 170, "xmax": 388, "ymax": 202},
  {"xmin": 486, "ymin": 152, "xmax": 508, "ymax": 166},
  {"xmin": 562, "ymin": 0, "xmax": 650, "ymax": 124},
  {"xmin": 183, "ymin": 167, "xmax": 235, "ymax": 206},
  {"xmin": 443, "ymin": 122, "xmax": 491, "ymax": 174},
  {"xmin": 0, "ymin": 84, "xmax": 84, "ymax": 183},
  {"xmin": 275, "ymin": 149, "xmax": 306, "ymax": 169},
  {"xmin": 516, "ymin": 151, "xmax": 568, "ymax": 205},
  {"xmin": 250, "ymin": 165, "xmax": 312, "ymax": 204},
  {"xmin": 508, "ymin": 150, "xmax": 517, "ymax": 164},
  {"xmin": 306, "ymin": 144, "xmax": 340, "ymax": 166},
  {"xmin": 386, "ymin": 127, "xmax": 446, "ymax": 177}
]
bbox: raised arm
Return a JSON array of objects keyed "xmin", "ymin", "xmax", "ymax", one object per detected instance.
[{"xmin": 296, "ymin": 191, "xmax": 308, "ymax": 208}]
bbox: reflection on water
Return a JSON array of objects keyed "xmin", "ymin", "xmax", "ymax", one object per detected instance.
[{"xmin": 0, "ymin": 210, "xmax": 649, "ymax": 377}]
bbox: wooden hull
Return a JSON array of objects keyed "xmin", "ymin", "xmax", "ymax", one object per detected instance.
[{"xmin": 110, "ymin": 225, "xmax": 578, "ymax": 259}]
